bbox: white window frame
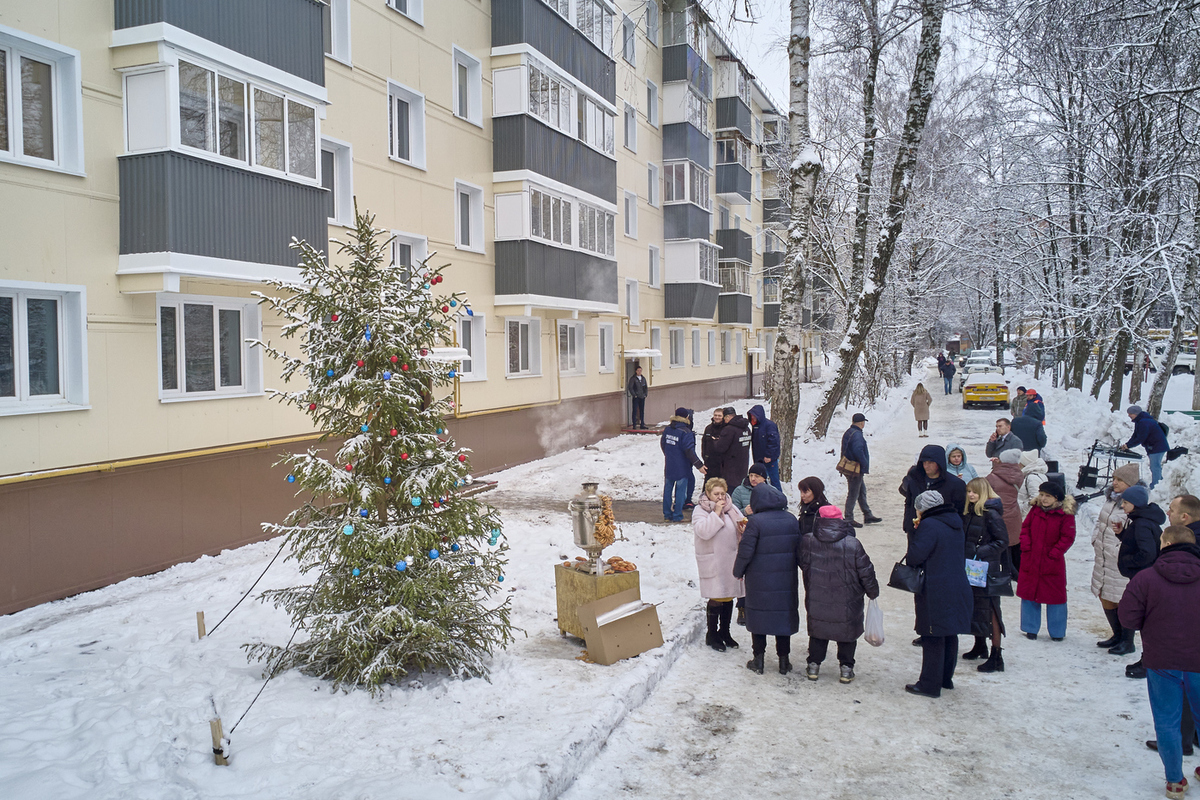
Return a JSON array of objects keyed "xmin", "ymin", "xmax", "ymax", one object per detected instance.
[
  {"xmin": 623, "ymin": 102, "xmax": 637, "ymax": 153},
  {"xmin": 669, "ymin": 327, "xmax": 684, "ymax": 368},
  {"xmin": 648, "ymin": 245, "xmax": 661, "ymax": 288},
  {"xmin": 622, "ymin": 15, "xmax": 636, "ymax": 65},
  {"xmin": 455, "ymin": 180, "xmax": 485, "ymax": 253},
  {"xmin": 626, "ymin": 279, "xmax": 640, "ymax": 327},
  {"xmin": 321, "ymin": 136, "xmax": 353, "ymax": 227},
  {"xmin": 650, "ymin": 326, "xmax": 662, "ymax": 370},
  {"xmin": 391, "ymin": 230, "xmax": 429, "ymax": 269},
  {"xmin": 578, "ymin": 93, "xmax": 615, "ymax": 157},
  {"xmin": 576, "ymin": 0, "xmax": 615, "ymax": 55},
  {"xmin": 646, "ymin": 79, "xmax": 659, "ymax": 128},
  {"xmin": 707, "ymin": 330, "xmax": 716, "ymax": 365},
  {"xmin": 457, "ymin": 314, "xmax": 486, "ymax": 381},
  {"xmin": 322, "ymin": 0, "xmax": 352, "ymax": 65},
  {"xmin": 721, "ymin": 330, "xmax": 732, "ymax": 364},
  {"xmin": 530, "ymin": 185, "xmax": 574, "ymax": 248},
  {"xmin": 156, "ymin": 292, "xmax": 263, "ymax": 402},
  {"xmin": 577, "ymin": 201, "xmax": 616, "ymax": 257},
  {"xmin": 386, "ymin": 0, "xmax": 423, "ymax": 26},
  {"xmin": 527, "ymin": 56, "xmax": 574, "ymax": 136},
  {"xmin": 756, "ymin": 279, "xmax": 763, "ymax": 309},
  {"xmin": 452, "ymin": 46, "xmax": 484, "ymax": 127},
  {"xmin": 647, "ymin": 161, "xmax": 660, "ymax": 207},
  {"xmin": 735, "ymin": 331, "xmax": 744, "ymax": 364},
  {"xmin": 505, "ymin": 316, "xmax": 542, "ymax": 377},
  {"xmin": 624, "ymin": 189, "xmax": 638, "ymax": 239},
  {"xmin": 691, "ymin": 328, "xmax": 701, "ymax": 367},
  {"xmin": 646, "ymin": 2, "xmax": 660, "ymax": 46},
  {"xmin": 388, "ymin": 80, "xmax": 426, "ymax": 170},
  {"xmin": 0, "ymin": 280, "xmax": 88, "ymax": 416},
  {"xmin": 0, "ymin": 26, "xmax": 84, "ymax": 175},
  {"xmin": 557, "ymin": 320, "xmax": 586, "ymax": 375},
  {"xmin": 598, "ymin": 322, "xmax": 615, "ymax": 373}
]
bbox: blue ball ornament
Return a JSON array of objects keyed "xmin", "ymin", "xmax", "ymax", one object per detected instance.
[
  {"xmin": 359, "ymin": 509, "xmax": 369, "ymax": 518},
  {"xmin": 425, "ymin": 322, "xmax": 432, "ymax": 328},
  {"xmin": 424, "ymin": 283, "xmax": 431, "ymax": 290},
  {"xmin": 360, "ymin": 424, "xmax": 369, "ymax": 432},
  {"xmin": 489, "ymin": 538, "xmax": 498, "ymax": 546},
  {"xmin": 343, "ymin": 524, "xmax": 355, "ymax": 536},
  {"xmin": 326, "ymin": 369, "xmax": 335, "ymax": 377},
  {"xmin": 286, "ymin": 474, "xmax": 296, "ymax": 483},
  {"xmin": 383, "ymin": 371, "xmax": 392, "ymax": 380},
  {"xmin": 469, "ymin": 558, "xmax": 476, "ymax": 565},
  {"xmin": 498, "ymin": 574, "xmax": 505, "ymax": 582},
  {"xmin": 395, "ymin": 561, "xmax": 407, "ymax": 572},
  {"xmin": 451, "ymin": 543, "xmax": 460, "ymax": 552},
  {"xmin": 411, "ymin": 497, "xmax": 422, "ymax": 507},
  {"xmin": 437, "ymin": 428, "xmax": 445, "ymax": 435},
  {"xmin": 352, "ymin": 567, "xmax": 360, "ymax": 576},
  {"xmin": 449, "ymin": 299, "xmax": 458, "ymax": 308},
  {"xmin": 429, "ymin": 549, "xmax": 440, "ymax": 559},
  {"xmin": 384, "ymin": 477, "xmax": 392, "ymax": 485},
  {"xmin": 449, "ymin": 370, "xmax": 457, "ymax": 378}
]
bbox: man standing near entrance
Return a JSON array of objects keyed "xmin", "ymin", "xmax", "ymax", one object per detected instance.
[
  {"xmin": 626, "ymin": 365, "xmax": 648, "ymax": 429},
  {"xmin": 841, "ymin": 413, "xmax": 881, "ymax": 529}
]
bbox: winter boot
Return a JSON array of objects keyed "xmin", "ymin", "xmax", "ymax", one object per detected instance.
[
  {"xmin": 1108, "ymin": 628, "xmax": 1136, "ymax": 656},
  {"xmin": 706, "ymin": 605, "xmax": 725, "ymax": 652},
  {"xmin": 779, "ymin": 654, "xmax": 793, "ymax": 675},
  {"xmin": 1126, "ymin": 658, "xmax": 1147, "ymax": 679},
  {"xmin": 736, "ymin": 605, "xmax": 747, "ymax": 627},
  {"xmin": 1096, "ymin": 607, "xmax": 1123, "ymax": 649},
  {"xmin": 717, "ymin": 601, "xmax": 739, "ymax": 649},
  {"xmin": 977, "ymin": 646, "xmax": 1005, "ymax": 673},
  {"xmin": 839, "ymin": 665, "xmax": 855, "ymax": 684},
  {"xmin": 805, "ymin": 662, "xmax": 820, "ymax": 681},
  {"xmin": 746, "ymin": 653, "xmax": 764, "ymax": 674},
  {"xmin": 963, "ymin": 636, "xmax": 989, "ymax": 660}
]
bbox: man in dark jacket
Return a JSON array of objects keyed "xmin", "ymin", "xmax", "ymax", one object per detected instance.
[
  {"xmin": 626, "ymin": 365, "xmax": 648, "ymax": 429},
  {"xmin": 841, "ymin": 413, "xmax": 881, "ymax": 528},
  {"xmin": 905, "ymin": 490, "xmax": 974, "ymax": 698},
  {"xmin": 733, "ymin": 483, "xmax": 800, "ymax": 676},
  {"xmin": 1112, "ymin": 485, "xmax": 1167, "ymax": 673},
  {"xmin": 660, "ymin": 408, "xmax": 705, "ymax": 522},
  {"xmin": 1011, "ymin": 413, "xmax": 1047, "ymax": 453},
  {"xmin": 1023, "ymin": 389, "xmax": 1046, "ymax": 423},
  {"xmin": 681, "ymin": 408, "xmax": 698, "ymax": 509},
  {"xmin": 700, "ymin": 408, "xmax": 725, "ymax": 479},
  {"xmin": 1119, "ymin": 525, "xmax": 1200, "ymax": 795},
  {"xmin": 985, "ymin": 418, "xmax": 1023, "ymax": 459},
  {"xmin": 748, "ymin": 404, "xmax": 782, "ymax": 491},
  {"xmin": 900, "ymin": 445, "xmax": 968, "ymax": 538},
  {"xmin": 714, "ymin": 407, "xmax": 752, "ymax": 490},
  {"xmin": 939, "ymin": 360, "xmax": 956, "ymax": 395},
  {"xmin": 1123, "ymin": 405, "xmax": 1170, "ymax": 489}
]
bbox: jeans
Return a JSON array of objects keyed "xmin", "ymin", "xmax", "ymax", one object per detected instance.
[
  {"xmin": 808, "ymin": 637, "xmax": 858, "ymax": 667},
  {"xmin": 1148, "ymin": 450, "xmax": 1164, "ymax": 489},
  {"xmin": 1020, "ymin": 598, "xmax": 1067, "ymax": 638},
  {"xmin": 943, "ymin": 376, "xmax": 953, "ymax": 394},
  {"xmin": 1147, "ymin": 669, "xmax": 1200, "ymax": 783},
  {"xmin": 844, "ymin": 473, "xmax": 872, "ymax": 520},
  {"xmin": 663, "ymin": 476, "xmax": 688, "ymax": 521},
  {"xmin": 917, "ymin": 635, "xmax": 958, "ymax": 695},
  {"xmin": 761, "ymin": 460, "xmax": 782, "ymax": 491},
  {"xmin": 631, "ymin": 397, "xmax": 646, "ymax": 428}
]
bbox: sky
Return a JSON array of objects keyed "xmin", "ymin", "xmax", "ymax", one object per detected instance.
[{"xmin": 703, "ymin": 0, "xmax": 792, "ymax": 113}]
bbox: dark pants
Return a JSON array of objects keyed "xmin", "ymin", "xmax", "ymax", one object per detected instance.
[
  {"xmin": 1009, "ymin": 544, "xmax": 1022, "ymax": 577},
  {"xmin": 844, "ymin": 473, "xmax": 872, "ymax": 520},
  {"xmin": 752, "ymin": 633, "xmax": 791, "ymax": 657},
  {"xmin": 630, "ymin": 397, "xmax": 645, "ymax": 428},
  {"xmin": 917, "ymin": 635, "xmax": 959, "ymax": 696},
  {"xmin": 685, "ymin": 468, "xmax": 696, "ymax": 504},
  {"xmin": 808, "ymin": 637, "xmax": 857, "ymax": 667}
]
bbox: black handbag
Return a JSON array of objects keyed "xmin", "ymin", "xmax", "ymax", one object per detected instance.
[
  {"xmin": 888, "ymin": 557, "xmax": 925, "ymax": 594},
  {"xmin": 988, "ymin": 553, "xmax": 1015, "ymax": 597}
]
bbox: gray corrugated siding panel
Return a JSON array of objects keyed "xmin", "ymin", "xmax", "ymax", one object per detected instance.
[
  {"xmin": 494, "ymin": 116, "xmax": 617, "ymax": 204},
  {"xmin": 664, "ymin": 204, "xmax": 711, "ymax": 241},
  {"xmin": 115, "ymin": 0, "xmax": 325, "ymax": 86},
  {"xmin": 763, "ymin": 303, "xmax": 780, "ymax": 328},
  {"xmin": 661, "ymin": 45, "xmax": 711, "ymax": 97},
  {"xmin": 715, "ymin": 97, "xmax": 752, "ymax": 138},
  {"xmin": 492, "ymin": 0, "xmax": 615, "ymax": 102},
  {"xmin": 715, "ymin": 229, "xmax": 751, "ymax": 264},
  {"xmin": 763, "ymin": 251, "xmax": 784, "ymax": 270},
  {"xmin": 665, "ymin": 283, "xmax": 718, "ymax": 319},
  {"xmin": 495, "ymin": 240, "xmax": 618, "ymax": 304},
  {"xmin": 120, "ymin": 152, "xmax": 326, "ymax": 267},
  {"xmin": 718, "ymin": 294, "xmax": 752, "ymax": 325},
  {"xmin": 763, "ymin": 198, "xmax": 788, "ymax": 224},
  {"xmin": 662, "ymin": 123, "xmax": 711, "ymax": 169},
  {"xmin": 716, "ymin": 164, "xmax": 751, "ymax": 204}
]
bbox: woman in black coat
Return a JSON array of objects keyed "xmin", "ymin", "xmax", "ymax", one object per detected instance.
[
  {"xmin": 960, "ymin": 478, "xmax": 1011, "ymax": 674},
  {"xmin": 733, "ymin": 483, "xmax": 801, "ymax": 675},
  {"xmin": 796, "ymin": 475, "xmax": 831, "ymax": 536},
  {"xmin": 905, "ymin": 490, "xmax": 973, "ymax": 698}
]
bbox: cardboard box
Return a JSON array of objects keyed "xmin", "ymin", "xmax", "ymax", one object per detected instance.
[
  {"xmin": 576, "ymin": 587, "xmax": 663, "ymax": 666},
  {"xmin": 554, "ymin": 564, "xmax": 641, "ymax": 639}
]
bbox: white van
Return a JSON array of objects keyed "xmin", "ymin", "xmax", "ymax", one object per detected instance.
[{"xmin": 1150, "ymin": 339, "xmax": 1197, "ymax": 374}]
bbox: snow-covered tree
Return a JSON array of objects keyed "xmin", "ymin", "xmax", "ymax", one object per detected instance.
[{"xmin": 247, "ymin": 209, "xmax": 513, "ymax": 690}]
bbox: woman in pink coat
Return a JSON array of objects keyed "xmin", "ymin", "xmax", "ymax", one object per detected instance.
[{"xmin": 693, "ymin": 476, "xmax": 746, "ymax": 652}]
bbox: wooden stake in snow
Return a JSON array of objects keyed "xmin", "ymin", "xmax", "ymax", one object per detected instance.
[
  {"xmin": 210, "ymin": 718, "xmax": 229, "ymax": 766},
  {"xmin": 196, "ymin": 611, "xmax": 207, "ymax": 640}
]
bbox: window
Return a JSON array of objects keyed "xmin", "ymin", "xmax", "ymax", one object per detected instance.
[
  {"xmin": 624, "ymin": 190, "xmax": 638, "ymax": 238},
  {"xmin": 717, "ymin": 135, "xmax": 751, "ymax": 169},
  {"xmin": 458, "ymin": 316, "xmax": 486, "ymax": 381},
  {"xmin": 766, "ymin": 332, "xmax": 776, "ymax": 358},
  {"xmin": 753, "ymin": 170, "xmax": 762, "ymax": 200},
  {"xmin": 178, "ymin": 60, "xmax": 247, "ymax": 163},
  {"xmin": 708, "ymin": 330, "xmax": 716, "ymax": 365},
  {"xmin": 391, "ymin": 231, "xmax": 428, "ymax": 270},
  {"xmin": 558, "ymin": 321, "xmax": 585, "ymax": 375},
  {"xmin": 622, "ymin": 15, "xmax": 636, "ymax": 65},
  {"xmin": 691, "ymin": 329, "xmax": 701, "ymax": 366},
  {"xmin": 386, "ymin": 0, "xmax": 423, "ymax": 25},
  {"xmin": 689, "ymin": 164, "xmax": 710, "ymax": 209},
  {"xmin": 455, "ymin": 181, "xmax": 484, "ymax": 252},
  {"xmin": 453, "ymin": 47, "xmax": 483, "ymax": 126},
  {"xmin": 665, "ymin": 6, "xmax": 706, "ymax": 56},
  {"xmin": 542, "ymin": 0, "xmax": 569, "ymax": 18},
  {"xmin": 664, "ymin": 162, "xmax": 685, "ymax": 203},
  {"xmin": 648, "ymin": 245, "xmax": 660, "ymax": 288},
  {"xmin": 506, "ymin": 317, "xmax": 541, "ymax": 376},
  {"xmin": 756, "ymin": 279, "xmax": 763, "ymax": 308},
  {"xmin": 623, "ymin": 102, "xmax": 636, "ymax": 152},
  {"xmin": 578, "ymin": 202, "xmax": 616, "ymax": 257},
  {"xmin": 158, "ymin": 295, "xmax": 262, "ymax": 400},
  {"xmin": 665, "ymin": 161, "xmax": 710, "ymax": 209},
  {"xmin": 530, "ymin": 187, "xmax": 573, "ymax": 247},
  {"xmin": 0, "ymin": 282, "xmax": 87, "ymax": 414},
  {"xmin": 669, "ymin": 328, "xmax": 684, "ymax": 367},
  {"xmin": 626, "ymin": 279, "xmax": 640, "ymax": 326},
  {"xmin": 646, "ymin": 80, "xmax": 659, "ymax": 127},
  {"xmin": 578, "ymin": 94, "xmax": 615, "ymax": 156},
  {"xmin": 650, "ymin": 326, "xmax": 662, "ymax": 370},
  {"xmin": 735, "ymin": 331, "xmax": 744, "ymax": 364},
  {"xmin": 598, "ymin": 323, "xmax": 615, "ymax": 372},
  {"xmin": 720, "ymin": 330, "xmax": 731, "ymax": 363},
  {"xmin": 646, "ymin": 1, "xmax": 660, "ymax": 45},
  {"xmin": 577, "ymin": 0, "xmax": 615, "ymax": 54},
  {"xmin": 699, "ymin": 242, "xmax": 719, "ymax": 283},
  {"xmin": 763, "ymin": 277, "xmax": 780, "ymax": 304},
  {"xmin": 0, "ymin": 30, "xmax": 84, "ymax": 174},
  {"xmin": 528, "ymin": 58, "xmax": 572, "ymax": 135},
  {"xmin": 647, "ymin": 162, "xmax": 659, "ymax": 206},
  {"xmin": 321, "ymin": 137, "xmax": 353, "ymax": 225},
  {"xmin": 686, "ymin": 89, "xmax": 707, "ymax": 133},
  {"xmin": 719, "ymin": 205, "xmax": 729, "ymax": 229},
  {"xmin": 388, "ymin": 81, "xmax": 425, "ymax": 169},
  {"xmin": 321, "ymin": 0, "xmax": 351, "ymax": 64}
]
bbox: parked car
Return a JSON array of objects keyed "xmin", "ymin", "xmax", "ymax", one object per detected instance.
[
  {"xmin": 957, "ymin": 361, "xmax": 998, "ymax": 392},
  {"xmin": 1149, "ymin": 339, "xmax": 1197, "ymax": 374},
  {"xmin": 962, "ymin": 373, "xmax": 1011, "ymax": 409}
]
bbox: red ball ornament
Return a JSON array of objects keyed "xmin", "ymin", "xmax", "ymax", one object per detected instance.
[
  {"xmin": 420, "ymin": 348, "xmax": 428, "ymax": 356},
  {"xmin": 401, "ymin": 364, "xmax": 409, "ymax": 371},
  {"xmin": 458, "ymin": 454, "xmax": 467, "ymax": 462},
  {"xmin": 389, "ymin": 429, "xmax": 398, "ymax": 437},
  {"xmin": 441, "ymin": 305, "xmax": 450, "ymax": 313},
  {"xmin": 356, "ymin": 360, "xmax": 364, "ymax": 368},
  {"xmin": 308, "ymin": 403, "xmax": 317, "ymax": 410},
  {"xmin": 331, "ymin": 314, "xmax": 340, "ymax": 322},
  {"xmin": 345, "ymin": 464, "xmax": 353, "ymax": 472},
  {"xmin": 433, "ymin": 501, "xmax": 441, "ymax": 509},
  {"xmin": 390, "ymin": 355, "xmax": 399, "ymax": 363},
  {"xmin": 435, "ymin": 275, "xmax": 443, "ymax": 284},
  {"xmin": 401, "ymin": 453, "xmax": 409, "ymax": 460}
]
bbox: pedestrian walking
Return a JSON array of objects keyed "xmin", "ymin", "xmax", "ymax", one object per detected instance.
[
  {"xmin": 987, "ymin": 449, "xmax": 1025, "ymax": 575},
  {"xmin": 985, "ymin": 418, "xmax": 1023, "ymax": 459},
  {"xmin": 1113, "ymin": 483, "xmax": 1166, "ymax": 678},
  {"xmin": 748, "ymin": 404, "xmax": 783, "ymax": 491},
  {"xmin": 840, "ymin": 413, "xmax": 881, "ymax": 528},
  {"xmin": 1091, "ymin": 464, "xmax": 1140, "ymax": 650},
  {"xmin": 1017, "ymin": 450, "xmax": 1050, "ymax": 510},
  {"xmin": 713, "ymin": 407, "xmax": 752, "ymax": 490},
  {"xmin": 626, "ymin": 365, "xmax": 648, "ymax": 429},
  {"xmin": 660, "ymin": 408, "xmax": 705, "ymax": 522},
  {"xmin": 911, "ymin": 383, "xmax": 933, "ymax": 437},
  {"xmin": 799, "ymin": 505, "xmax": 880, "ymax": 684},
  {"xmin": 904, "ymin": 490, "xmax": 973, "ymax": 698},
  {"xmin": 939, "ymin": 359, "xmax": 957, "ymax": 395},
  {"xmin": 899, "ymin": 444, "xmax": 967, "ymax": 539},
  {"xmin": 691, "ymin": 477, "xmax": 745, "ymax": 653},
  {"xmin": 1118, "ymin": 525, "xmax": 1200, "ymax": 800},
  {"xmin": 960, "ymin": 478, "xmax": 1011, "ymax": 673},
  {"xmin": 1122, "ymin": 405, "xmax": 1170, "ymax": 489},
  {"xmin": 946, "ymin": 444, "xmax": 979, "ymax": 482},
  {"xmin": 734, "ymin": 484, "xmax": 802, "ymax": 675},
  {"xmin": 1017, "ymin": 482, "xmax": 1077, "ymax": 641},
  {"xmin": 797, "ymin": 476, "xmax": 832, "ymax": 537}
]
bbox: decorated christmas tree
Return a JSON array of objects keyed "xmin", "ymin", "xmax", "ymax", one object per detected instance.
[{"xmin": 248, "ymin": 208, "xmax": 513, "ymax": 690}]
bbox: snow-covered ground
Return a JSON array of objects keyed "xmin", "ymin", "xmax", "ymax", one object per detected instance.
[{"xmin": 1, "ymin": 367, "xmax": 1197, "ymax": 800}]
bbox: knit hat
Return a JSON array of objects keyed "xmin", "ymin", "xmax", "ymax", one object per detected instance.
[
  {"xmin": 1038, "ymin": 481, "xmax": 1065, "ymax": 502},
  {"xmin": 915, "ymin": 490, "xmax": 944, "ymax": 512},
  {"xmin": 675, "ymin": 406, "xmax": 690, "ymax": 418},
  {"xmin": 1016, "ymin": 386, "xmax": 1026, "ymax": 393},
  {"xmin": 998, "ymin": 449, "xmax": 1022, "ymax": 464},
  {"xmin": 1127, "ymin": 405, "xmax": 1143, "ymax": 415},
  {"xmin": 748, "ymin": 463, "xmax": 769, "ymax": 478},
  {"xmin": 1112, "ymin": 464, "xmax": 1141, "ymax": 487},
  {"xmin": 1121, "ymin": 484, "xmax": 1150, "ymax": 508},
  {"xmin": 818, "ymin": 505, "xmax": 844, "ymax": 519},
  {"xmin": 1019, "ymin": 450, "xmax": 1040, "ymax": 468}
]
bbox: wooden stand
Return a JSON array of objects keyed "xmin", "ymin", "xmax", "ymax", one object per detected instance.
[
  {"xmin": 210, "ymin": 718, "xmax": 228, "ymax": 766},
  {"xmin": 554, "ymin": 564, "xmax": 640, "ymax": 639},
  {"xmin": 196, "ymin": 611, "xmax": 206, "ymax": 639}
]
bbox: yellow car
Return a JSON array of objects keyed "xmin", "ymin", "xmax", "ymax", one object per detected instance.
[{"xmin": 962, "ymin": 373, "xmax": 1011, "ymax": 409}]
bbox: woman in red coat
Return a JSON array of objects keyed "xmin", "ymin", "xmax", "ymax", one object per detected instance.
[{"xmin": 1017, "ymin": 481, "xmax": 1077, "ymax": 640}]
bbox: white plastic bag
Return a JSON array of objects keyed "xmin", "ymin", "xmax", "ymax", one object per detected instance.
[{"xmin": 864, "ymin": 598, "xmax": 885, "ymax": 647}]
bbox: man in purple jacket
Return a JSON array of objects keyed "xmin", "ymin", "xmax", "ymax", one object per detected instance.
[{"xmin": 1119, "ymin": 525, "xmax": 1200, "ymax": 798}]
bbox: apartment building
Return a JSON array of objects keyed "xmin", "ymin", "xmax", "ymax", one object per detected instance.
[{"xmin": 0, "ymin": 0, "xmax": 816, "ymax": 615}]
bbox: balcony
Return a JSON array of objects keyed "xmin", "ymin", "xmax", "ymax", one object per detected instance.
[
  {"xmin": 715, "ymin": 229, "xmax": 752, "ymax": 265},
  {"xmin": 715, "ymin": 97, "xmax": 752, "ymax": 140},
  {"xmin": 763, "ymin": 250, "xmax": 785, "ymax": 272},
  {"xmin": 718, "ymin": 293, "xmax": 753, "ymax": 325},
  {"xmin": 662, "ymin": 44, "xmax": 712, "ymax": 98},
  {"xmin": 716, "ymin": 163, "xmax": 751, "ymax": 205},
  {"xmin": 763, "ymin": 302, "xmax": 780, "ymax": 328},
  {"xmin": 664, "ymin": 203, "xmax": 711, "ymax": 241},
  {"xmin": 494, "ymin": 116, "xmax": 617, "ymax": 204},
  {"xmin": 492, "ymin": 0, "xmax": 616, "ymax": 102},
  {"xmin": 763, "ymin": 278, "xmax": 780, "ymax": 304},
  {"xmin": 665, "ymin": 283, "xmax": 719, "ymax": 320},
  {"xmin": 494, "ymin": 240, "xmax": 618, "ymax": 308},
  {"xmin": 719, "ymin": 264, "xmax": 751, "ymax": 295},
  {"xmin": 663, "ymin": 123, "xmax": 711, "ymax": 169},
  {"xmin": 763, "ymin": 197, "xmax": 789, "ymax": 225}
]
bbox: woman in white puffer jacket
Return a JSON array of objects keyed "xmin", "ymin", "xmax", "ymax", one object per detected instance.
[
  {"xmin": 1016, "ymin": 450, "xmax": 1049, "ymax": 510},
  {"xmin": 1090, "ymin": 463, "xmax": 1142, "ymax": 649}
]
